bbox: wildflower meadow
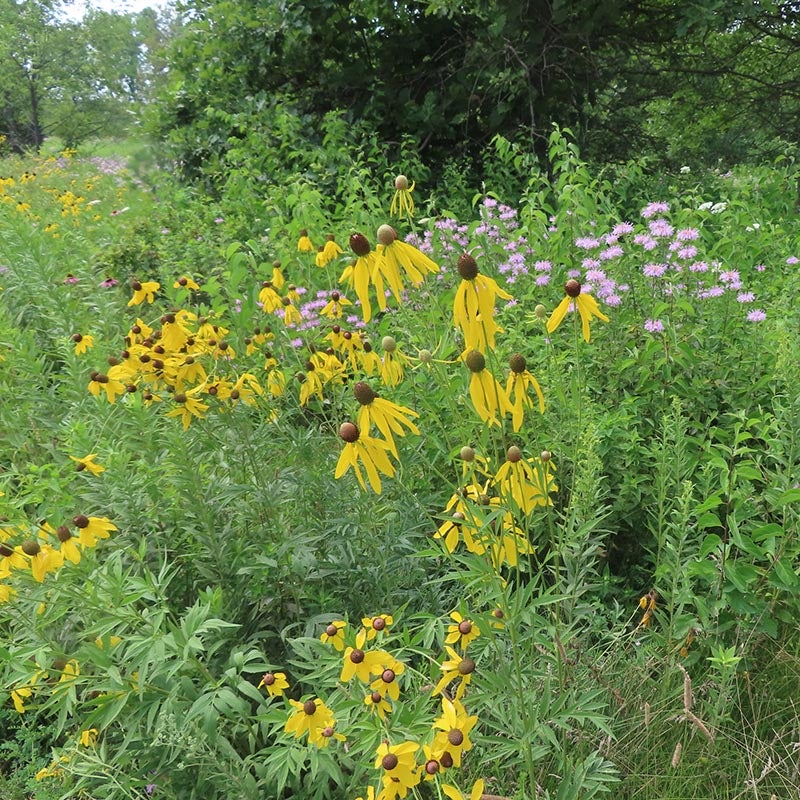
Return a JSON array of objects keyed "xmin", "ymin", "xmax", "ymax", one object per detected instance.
[{"xmin": 1, "ymin": 127, "xmax": 799, "ymax": 800}]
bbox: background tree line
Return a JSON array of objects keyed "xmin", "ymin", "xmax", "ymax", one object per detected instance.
[
  {"xmin": 151, "ymin": 0, "xmax": 800, "ymax": 186},
  {"xmin": 0, "ymin": 0, "xmax": 173, "ymax": 152},
  {"xmin": 2, "ymin": 0, "xmax": 798, "ymax": 180}
]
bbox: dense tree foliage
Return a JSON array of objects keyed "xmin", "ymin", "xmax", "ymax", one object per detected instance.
[
  {"xmin": 0, "ymin": 0, "xmax": 173, "ymax": 151},
  {"xmin": 152, "ymin": 0, "xmax": 800, "ymax": 185}
]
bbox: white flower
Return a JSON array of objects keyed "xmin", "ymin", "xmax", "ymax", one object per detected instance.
[
  {"xmin": 697, "ymin": 201, "xmax": 713, "ymax": 211},
  {"xmin": 680, "ymin": 166, "xmax": 691, "ymax": 174},
  {"xmin": 710, "ymin": 202, "xmax": 727, "ymax": 214}
]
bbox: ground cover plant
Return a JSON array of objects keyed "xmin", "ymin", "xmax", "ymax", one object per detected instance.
[{"xmin": 1, "ymin": 129, "xmax": 799, "ymax": 800}]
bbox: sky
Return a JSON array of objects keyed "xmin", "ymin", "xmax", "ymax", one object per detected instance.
[{"xmin": 61, "ymin": 0, "xmax": 173, "ymax": 21}]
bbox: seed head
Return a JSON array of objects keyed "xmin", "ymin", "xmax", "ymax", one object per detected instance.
[
  {"xmin": 459, "ymin": 446, "xmax": 475, "ymax": 462},
  {"xmin": 457, "ymin": 252, "xmax": 479, "ymax": 280},
  {"xmin": 507, "ymin": 446, "xmax": 523, "ymax": 463},
  {"xmin": 381, "ymin": 668, "xmax": 395, "ymax": 684},
  {"xmin": 458, "ymin": 657, "xmax": 476, "ymax": 675},
  {"xmin": 394, "ymin": 175, "xmax": 409, "ymax": 190},
  {"xmin": 73, "ymin": 514, "xmax": 89, "ymax": 529},
  {"xmin": 353, "ymin": 381, "xmax": 376, "ymax": 405},
  {"xmin": 565, "ymin": 279, "xmax": 582, "ymax": 297},
  {"xmin": 21, "ymin": 539, "xmax": 41, "ymax": 556},
  {"xmin": 325, "ymin": 623, "xmax": 338, "ymax": 637},
  {"xmin": 72, "ymin": 333, "xmax": 82, "ymax": 343},
  {"xmin": 425, "ymin": 759, "xmax": 440, "ymax": 775},
  {"xmin": 56, "ymin": 525, "xmax": 72, "ymax": 543},
  {"xmin": 541, "ymin": 450, "xmax": 552, "ymax": 462},
  {"xmin": 377, "ymin": 224, "xmax": 397, "ymax": 246},
  {"xmin": 534, "ymin": 303, "xmax": 547, "ymax": 319},
  {"xmin": 261, "ymin": 672, "xmax": 276, "ymax": 686},
  {"xmin": 303, "ymin": 699, "xmax": 317, "ymax": 715},
  {"xmin": 382, "ymin": 753, "xmax": 399, "ymax": 771},
  {"xmin": 372, "ymin": 617, "xmax": 386, "ymax": 631},
  {"xmin": 458, "ymin": 620, "xmax": 472, "ymax": 635},
  {"xmin": 418, "ymin": 349, "xmax": 433, "ymax": 363},
  {"xmin": 447, "ymin": 729, "xmax": 464, "ymax": 746},
  {"xmin": 440, "ymin": 752, "xmax": 454, "ymax": 769},
  {"xmin": 349, "ymin": 233, "xmax": 371, "ymax": 257},
  {"xmin": 509, "ymin": 353, "xmax": 527, "ymax": 373},
  {"xmin": 349, "ymin": 649, "xmax": 365, "ymax": 664},
  {"xmin": 464, "ymin": 350, "xmax": 485, "ymax": 373},
  {"xmin": 381, "ymin": 335, "xmax": 396, "ymax": 353},
  {"xmin": 339, "ymin": 422, "xmax": 360, "ymax": 443}
]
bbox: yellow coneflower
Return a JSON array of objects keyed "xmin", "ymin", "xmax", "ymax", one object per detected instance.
[
  {"xmin": 453, "ymin": 253, "xmax": 512, "ymax": 353},
  {"xmin": 506, "ymin": 353, "xmax": 545, "ymax": 431},
  {"xmin": 390, "ymin": 175, "xmax": 415, "ymax": 219},
  {"xmin": 334, "ymin": 422, "xmax": 395, "ymax": 494},
  {"xmin": 463, "ymin": 349, "xmax": 513, "ymax": 427},
  {"xmin": 127, "ymin": 279, "xmax": 160, "ymax": 306},
  {"xmin": 546, "ymin": 279, "xmax": 609, "ymax": 342},
  {"xmin": 353, "ymin": 381, "xmax": 419, "ymax": 458},
  {"xmin": 375, "ymin": 224, "xmax": 439, "ymax": 294},
  {"xmin": 297, "ymin": 229, "xmax": 314, "ymax": 252}
]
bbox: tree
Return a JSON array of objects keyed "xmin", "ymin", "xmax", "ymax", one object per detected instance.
[{"xmin": 0, "ymin": 0, "xmax": 176, "ymax": 151}]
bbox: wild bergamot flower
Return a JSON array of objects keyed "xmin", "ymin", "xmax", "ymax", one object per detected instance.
[{"xmin": 546, "ymin": 279, "xmax": 609, "ymax": 342}]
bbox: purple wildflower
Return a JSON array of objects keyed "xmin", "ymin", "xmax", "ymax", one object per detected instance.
[
  {"xmin": 747, "ymin": 309, "xmax": 766, "ymax": 322},
  {"xmin": 644, "ymin": 319, "xmax": 665, "ymax": 332}
]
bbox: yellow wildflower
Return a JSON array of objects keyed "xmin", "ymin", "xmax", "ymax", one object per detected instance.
[
  {"xmin": 546, "ymin": 279, "xmax": 609, "ymax": 342},
  {"xmin": 389, "ymin": 175, "xmax": 415, "ymax": 219},
  {"xmin": 335, "ymin": 422, "xmax": 396, "ymax": 494},
  {"xmin": 353, "ymin": 381, "xmax": 418, "ymax": 458},
  {"xmin": 72, "ymin": 333, "xmax": 94, "ymax": 355},
  {"xmin": 297, "ymin": 229, "xmax": 314, "ymax": 252},
  {"xmin": 320, "ymin": 620, "xmax": 347, "ymax": 651},
  {"xmin": 127, "ymin": 279, "xmax": 160, "ymax": 306},
  {"xmin": 493, "ymin": 447, "xmax": 557, "ymax": 514},
  {"xmin": 506, "ymin": 353, "xmax": 545, "ymax": 430},
  {"xmin": 453, "ymin": 252, "xmax": 512, "ymax": 353},
  {"xmin": 258, "ymin": 671, "xmax": 289, "ymax": 697},
  {"xmin": 463, "ymin": 349, "xmax": 513, "ymax": 426},
  {"xmin": 69, "ymin": 453, "xmax": 105, "ymax": 476}
]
